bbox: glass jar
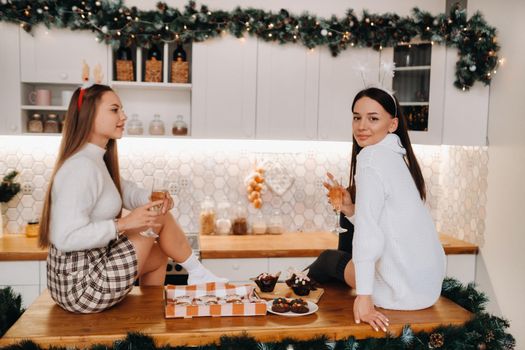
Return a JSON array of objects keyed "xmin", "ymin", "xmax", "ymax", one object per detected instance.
[
  {"xmin": 252, "ymin": 212, "xmax": 267, "ymax": 235},
  {"xmin": 25, "ymin": 220, "xmax": 40, "ymax": 238},
  {"xmin": 44, "ymin": 113, "xmax": 60, "ymax": 133},
  {"xmin": 199, "ymin": 197, "xmax": 216, "ymax": 235},
  {"xmin": 127, "ymin": 113, "xmax": 144, "ymax": 135},
  {"xmin": 215, "ymin": 201, "xmax": 231, "ymax": 235},
  {"xmin": 27, "ymin": 113, "xmax": 43, "ymax": 133},
  {"xmin": 149, "ymin": 114, "xmax": 165, "ymax": 135},
  {"xmin": 268, "ymin": 209, "xmax": 284, "ymax": 235},
  {"xmin": 232, "ymin": 202, "xmax": 248, "ymax": 235},
  {"xmin": 172, "ymin": 115, "xmax": 188, "ymax": 136}
]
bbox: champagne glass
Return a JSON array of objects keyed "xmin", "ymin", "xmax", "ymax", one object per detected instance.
[
  {"xmin": 327, "ymin": 176, "xmax": 348, "ymax": 234},
  {"xmin": 140, "ymin": 177, "xmax": 168, "ymax": 238}
]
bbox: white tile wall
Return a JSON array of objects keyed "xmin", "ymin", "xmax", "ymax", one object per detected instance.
[{"xmin": 0, "ymin": 136, "xmax": 487, "ymax": 245}]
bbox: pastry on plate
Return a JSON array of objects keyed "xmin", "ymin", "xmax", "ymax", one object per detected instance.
[{"xmin": 289, "ymin": 298, "xmax": 309, "ymax": 314}]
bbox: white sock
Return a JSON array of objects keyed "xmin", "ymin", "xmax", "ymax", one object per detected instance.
[{"xmin": 180, "ymin": 253, "xmax": 228, "ymax": 285}]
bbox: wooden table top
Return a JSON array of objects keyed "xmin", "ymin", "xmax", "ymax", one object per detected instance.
[
  {"xmin": 199, "ymin": 232, "xmax": 479, "ymax": 259},
  {"xmin": 0, "ymin": 232, "xmax": 478, "ymax": 261},
  {"xmin": 0, "ymin": 283, "xmax": 473, "ymax": 348}
]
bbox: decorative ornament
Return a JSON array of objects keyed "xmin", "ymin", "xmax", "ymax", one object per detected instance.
[
  {"xmin": 477, "ymin": 342, "xmax": 487, "ymax": 350},
  {"xmin": 485, "ymin": 330, "xmax": 495, "ymax": 342},
  {"xmin": 429, "ymin": 333, "xmax": 444, "ymax": 348},
  {"xmin": 320, "ymin": 29, "xmax": 328, "ymax": 36},
  {"xmin": 244, "ymin": 165, "xmax": 265, "ymax": 209}
]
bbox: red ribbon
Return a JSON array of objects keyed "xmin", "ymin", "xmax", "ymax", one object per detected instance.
[{"xmin": 77, "ymin": 88, "xmax": 86, "ymax": 110}]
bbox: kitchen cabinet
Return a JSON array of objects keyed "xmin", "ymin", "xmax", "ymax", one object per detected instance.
[
  {"xmin": 202, "ymin": 257, "xmax": 316, "ymax": 282},
  {"xmin": 0, "ymin": 261, "xmax": 42, "ymax": 308},
  {"xmin": 191, "ymin": 36, "xmax": 257, "ymax": 139},
  {"xmin": 442, "ymin": 48, "xmax": 490, "ymax": 146},
  {"xmin": 380, "ymin": 43, "xmax": 446, "ymax": 145},
  {"xmin": 255, "ymin": 41, "xmax": 319, "ymax": 140},
  {"xmin": 0, "ymin": 23, "xmax": 22, "ymax": 134},
  {"xmin": 20, "ymin": 27, "xmax": 109, "ymax": 84},
  {"xmin": 318, "ymin": 47, "xmax": 380, "ymax": 141}
]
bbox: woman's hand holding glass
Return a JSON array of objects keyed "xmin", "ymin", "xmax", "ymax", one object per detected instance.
[
  {"xmin": 323, "ymin": 172, "xmax": 354, "ymax": 233},
  {"xmin": 140, "ymin": 178, "xmax": 173, "ymax": 238},
  {"xmin": 116, "ymin": 200, "xmax": 165, "ymax": 233}
]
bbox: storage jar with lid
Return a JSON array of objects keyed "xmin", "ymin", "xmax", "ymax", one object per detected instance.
[
  {"xmin": 268, "ymin": 209, "xmax": 284, "ymax": 235},
  {"xmin": 199, "ymin": 197, "xmax": 216, "ymax": 235},
  {"xmin": 252, "ymin": 212, "xmax": 267, "ymax": 235},
  {"xmin": 172, "ymin": 115, "xmax": 188, "ymax": 136},
  {"xmin": 215, "ymin": 201, "xmax": 231, "ymax": 235},
  {"xmin": 128, "ymin": 113, "xmax": 144, "ymax": 135},
  {"xmin": 149, "ymin": 114, "xmax": 165, "ymax": 135},
  {"xmin": 27, "ymin": 113, "xmax": 43, "ymax": 133},
  {"xmin": 44, "ymin": 113, "xmax": 60, "ymax": 133},
  {"xmin": 232, "ymin": 202, "xmax": 248, "ymax": 235}
]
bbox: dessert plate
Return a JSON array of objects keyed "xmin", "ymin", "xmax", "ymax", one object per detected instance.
[{"xmin": 266, "ymin": 300, "xmax": 318, "ymax": 317}]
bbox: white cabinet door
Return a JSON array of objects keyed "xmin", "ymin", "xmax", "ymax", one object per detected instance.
[
  {"xmin": 202, "ymin": 258, "xmax": 267, "ymax": 282},
  {"xmin": 381, "ymin": 45, "xmax": 446, "ymax": 145},
  {"xmin": 191, "ymin": 36, "xmax": 257, "ymax": 139},
  {"xmin": 0, "ymin": 284, "xmax": 40, "ymax": 308},
  {"xmin": 442, "ymin": 48, "xmax": 490, "ymax": 146},
  {"xmin": 0, "ymin": 261, "xmax": 41, "ymax": 307},
  {"xmin": 256, "ymin": 41, "xmax": 319, "ymax": 140},
  {"xmin": 0, "ymin": 23, "xmax": 22, "ymax": 134},
  {"xmin": 318, "ymin": 48, "xmax": 380, "ymax": 141},
  {"xmin": 446, "ymin": 254, "xmax": 476, "ymax": 285},
  {"xmin": 20, "ymin": 27, "xmax": 109, "ymax": 84},
  {"xmin": 268, "ymin": 257, "xmax": 316, "ymax": 274}
]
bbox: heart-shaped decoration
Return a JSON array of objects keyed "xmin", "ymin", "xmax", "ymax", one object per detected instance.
[{"xmin": 263, "ymin": 160, "xmax": 294, "ymax": 196}]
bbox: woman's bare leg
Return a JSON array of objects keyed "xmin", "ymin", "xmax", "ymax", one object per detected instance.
[{"xmin": 139, "ymin": 243, "xmax": 169, "ymax": 286}]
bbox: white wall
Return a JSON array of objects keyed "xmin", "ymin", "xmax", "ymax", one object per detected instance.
[{"xmin": 469, "ymin": 0, "xmax": 525, "ymax": 347}]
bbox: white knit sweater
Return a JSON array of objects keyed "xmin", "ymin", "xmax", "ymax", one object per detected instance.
[
  {"xmin": 49, "ymin": 143, "xmax": 149, "ymax": 252},
  {"xmin": 351, "ymin": 134, "xmax": 446, "ymax": 310}
]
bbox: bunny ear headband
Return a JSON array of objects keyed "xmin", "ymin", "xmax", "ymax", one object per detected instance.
[
  {"xmin": 77, "ymin": 60, "xmax": 104, "ymax": 110},
  {"xmin": 355, "ymin": 61, "xmax": 398, "ymax": 117}
]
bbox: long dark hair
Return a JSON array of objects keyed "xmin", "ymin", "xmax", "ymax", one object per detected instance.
[
  {"xmin": 348, "ymin": 87, "xmax": 426, "ymax": 202},
  {"xmin": 39, "ymin": 84, "xmax": 123, "ymax": 248}
]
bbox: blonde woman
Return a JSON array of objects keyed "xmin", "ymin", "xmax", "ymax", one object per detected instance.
[{"xmin": 39, "ymin": 84, "xmax": 225, "ymax": 313}]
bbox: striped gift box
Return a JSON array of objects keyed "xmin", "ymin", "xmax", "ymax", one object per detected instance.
[{"xmin": 164, "ymin": 282, "xmax": 267, "ymax": 318}]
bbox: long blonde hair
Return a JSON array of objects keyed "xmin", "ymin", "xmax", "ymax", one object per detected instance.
[{"xmin": 38, "ymin": 84, "xmax": 123, "ymax": 248}]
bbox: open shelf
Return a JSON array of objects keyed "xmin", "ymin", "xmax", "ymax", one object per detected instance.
[
  {"xmin": 110, "ymin": 81, "xmax": 192, "ymax": 91},
  {"xmin": 21, "ymin": 105, "xmax": 68, "ymax": 111}
]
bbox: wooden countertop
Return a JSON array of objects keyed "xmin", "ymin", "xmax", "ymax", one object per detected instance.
[
  {"xmin": 0, "ymin": 232, "xmax": 478, "ymax": 261},
  {"xmin": 199, "ymin": 232, "xmax": 478, "ymax": 259},
  {"xmin": 0, "ymin": 284, "xmax": 472, "ymax": 348},
  {"xmin": 0, "ymin": 235, "xmax": 47, "ymax": 261}
]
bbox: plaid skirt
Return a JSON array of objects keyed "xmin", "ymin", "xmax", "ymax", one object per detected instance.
[{"xmin": 47, "ymin": 235, "xmax": 138, "ymax": 313}]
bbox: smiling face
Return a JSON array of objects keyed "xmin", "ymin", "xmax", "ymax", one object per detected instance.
[
  {"xmin": 352, "ymin": 96, "xmax": 398, "ymax": 147},
  {"xmin": 89, "ymin": 91, "xmax": 127, "ymax": 147}
]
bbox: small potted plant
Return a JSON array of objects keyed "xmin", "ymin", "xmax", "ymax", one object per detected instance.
[{"xmin": 0, "ymin": 170, "xmax": 21, "ymax": 235}]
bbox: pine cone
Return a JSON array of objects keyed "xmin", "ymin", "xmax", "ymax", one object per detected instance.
[{"xmin": 429, "ymin": 333, "xmax": 444, "ymax": 348}]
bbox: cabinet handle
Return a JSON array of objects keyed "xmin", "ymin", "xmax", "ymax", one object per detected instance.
[
  {"xmin": 232, "ymin": 264, "xmax": 240, "ymax": 270},
  {"xmin": 10, "ymin": 124, "xmax": 18, "ymax": 132},
  {"xmin": 59, "ymin": 72, "xmax": 68, "ymax": 80}
]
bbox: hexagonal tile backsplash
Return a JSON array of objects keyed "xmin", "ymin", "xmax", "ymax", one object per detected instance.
[{"xmin": 0, "ymin": 136, "xmax": 488, "ymax": 245}]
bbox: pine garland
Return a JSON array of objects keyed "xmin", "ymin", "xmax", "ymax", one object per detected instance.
[
  {"xmin": 0, "ymin": 0, "xmax": 500, "ymax": 90},
  {"xmin": 0, "ymin": 278, "xmax": 515, "ymax": 350}
]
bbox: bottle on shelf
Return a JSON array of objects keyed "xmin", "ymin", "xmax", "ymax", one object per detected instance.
[
  {"xmin": 200, "ymin": 197, "xmax": 216, "ymax": 235},
  {"xmin": 44, "ymin": 113, "xmax": 60, "ymax": 133},
  {"xmin": 127, "ymin": 113, "xmax": 144, "ymax": 135},
  {"xmin": 171, "ymin": 43, "xmax": 189, "ymax": 84},
  {"xmin": 172, "ymin": 115, "xmax": 188, "ymax": 136},
  {"xmin": 27, "ymin": 113, "xmax": 43, "ymax": 133},
  {"xmin": 215, "ymin": 200, "xmax": 231, "ymax": 235},
  {"xmin": 115, "ymin": 46, "xmax": 135, "ymax": 81},
  {"xmin": 148, "ymin": 114, "xmax": 165, "ymax": 135},
  {"xmin": 144, "ymin": 45, "xmax": 163, "ymax": 83}
]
